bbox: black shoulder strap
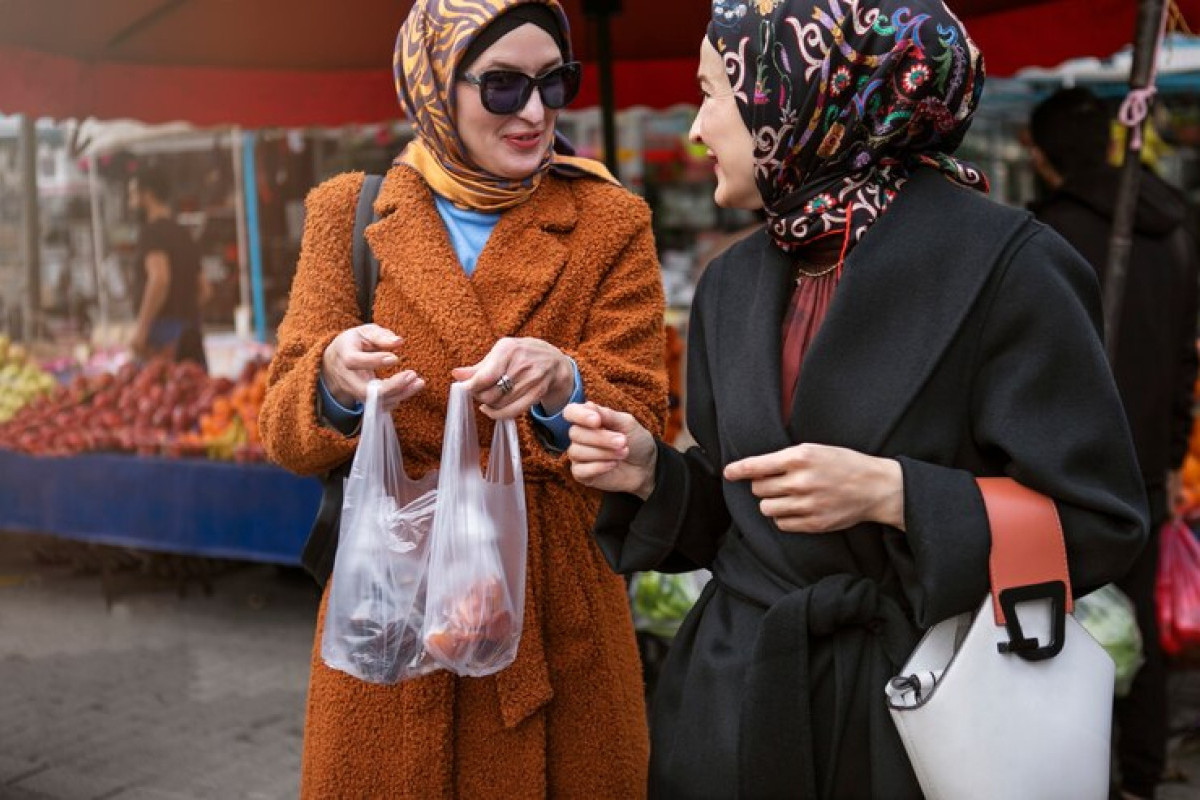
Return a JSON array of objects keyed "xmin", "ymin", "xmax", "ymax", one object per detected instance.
[
  {"xmin": 301, "ymin": 173, "xmax": 385, "ymax": 588},
  {"xmin": 352, "ymin": 174, "xmax": 385, "ymax": 323}
]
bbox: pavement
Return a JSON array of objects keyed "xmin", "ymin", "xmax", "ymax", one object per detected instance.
[
  {"xmin": 1167, "ymin": 679, "xmax": 1200, "ymax": 800},
  {"xmin": 2, "ymin": 530, "xmax": 1200, "ymax": 800},
  {"xmin": 0, "ymin": 533, "xmax": 317, "ymax": 800}
]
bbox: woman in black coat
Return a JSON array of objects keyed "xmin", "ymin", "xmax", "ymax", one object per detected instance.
[{"xmin": 564, "ymin": 1, "xmax": 1148, "ymax": 797}]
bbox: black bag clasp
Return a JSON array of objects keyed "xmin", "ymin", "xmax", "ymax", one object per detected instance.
[{"xmin": 996, "ymin": 580, "xmax": 1067, "ymax": 662}]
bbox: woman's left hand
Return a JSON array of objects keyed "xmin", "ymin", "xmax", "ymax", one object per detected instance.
[
  {"xmin": 452, "ymin": 337, "xmax": 575, "ymax": 420},
  {"xmin": 724, "ymin": 444, "xmax": 906, "ymax": 533}
]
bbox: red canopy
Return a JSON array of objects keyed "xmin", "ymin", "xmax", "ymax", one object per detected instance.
[{"xmin": 1, "ymin": 0, "xmax": 1197, "ymax": 127}]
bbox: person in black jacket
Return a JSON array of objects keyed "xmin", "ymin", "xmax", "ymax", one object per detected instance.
[
  {"xmin": 1029, "ymin": 86, "xmax": 1200, "ymax": 800},
  {"xmin": 562, "ymin": 3, "xmax": 1148, "ymax": 797},
  {"xmin": 128, "ymin": 164, "xmax": 209, "ymax": 370}
]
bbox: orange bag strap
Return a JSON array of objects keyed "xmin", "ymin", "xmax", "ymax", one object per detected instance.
[{"xmin": 977, "ymin": 477, "xmax": 1072, "ymax": 661}]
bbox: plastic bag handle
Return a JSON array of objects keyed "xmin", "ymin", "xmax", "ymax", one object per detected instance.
[
  {"xmin": 357, "ymin": 381, "xmax": 383, "ymax": 460},
  {"xmin": 444, "ymin": 382, "xmax": 520, "ymax": 484},
  {"xmin": 487, "ymin": 409, "xmax": 521, "ymax": 485},
  {"xmin": 443, "ymin": 383, "xmax": 480, "ymax": 476}
]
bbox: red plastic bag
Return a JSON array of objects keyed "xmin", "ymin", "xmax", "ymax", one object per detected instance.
[{"xmin": 1156, "ymin": 518, "xmax": 1200, "ymax": 655}]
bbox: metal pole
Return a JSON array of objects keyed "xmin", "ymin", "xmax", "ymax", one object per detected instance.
[
  {"xmin": 584, "ymin": 0, "xmax": 621, "ymax": 180},
  {"xmin": 1103, "ymin": 0, "xmax": 1170, "ymax": 362},
  {"xmin": 86, "ymin": 153, "xmax": 109, "ymax": 337},
  {"xmin": 19, "ymin": 115, "xmax": 41, "ymax": 344},
  {"xmin": 230, "ymin": 126, "xmax": 252, "ymax": 339},
  {"xmin": 241, "ymin": 131, "xmax": 267, "ymax": 344}
]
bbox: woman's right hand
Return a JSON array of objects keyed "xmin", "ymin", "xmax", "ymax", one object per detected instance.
[
  {"xmin": 321, "ymin": 324, "xmax": 426, "ymax": 408},
  {"xmin": 564, "ymin": 402, "xmax": 658, "ymax": 500}
]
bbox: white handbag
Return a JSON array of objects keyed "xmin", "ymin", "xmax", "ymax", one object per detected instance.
[{"xmin": 885, "ymin": 478, "xmax": 1115, "ymax": 800}]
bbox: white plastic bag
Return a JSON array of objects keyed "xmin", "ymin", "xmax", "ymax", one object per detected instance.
[
  {"xmin": 421, "ymin": 382, "xmax": 528, "ymax": 676},
  {"xmin": 321, "ymin": 380, "xmax": 439, "ymax": 684}
]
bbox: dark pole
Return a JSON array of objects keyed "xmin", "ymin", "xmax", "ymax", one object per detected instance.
[
  {"xmin": 1103, "ymin": 0, "xmax": 1170, "ymax": 362},
  {"xmin": 20, "ymin": 115, "xmax": 41, "ymax": 343},
  {"xmin": 584, "ymin": 0, "xmax": 621, "ymax": 181}
]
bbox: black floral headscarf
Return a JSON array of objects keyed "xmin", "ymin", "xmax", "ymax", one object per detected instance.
[{"xmin": 708, "ymin": 0, "xmax": 988, "ymax": 252}]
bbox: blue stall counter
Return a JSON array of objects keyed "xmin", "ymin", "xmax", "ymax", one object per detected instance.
[{"xmin": 0, "ymin": 450, "xmax": 323, "ymax": 565}]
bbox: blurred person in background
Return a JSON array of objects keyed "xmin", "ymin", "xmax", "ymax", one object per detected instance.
[
  {"xmin": 128, "ymin": 163, "xmax": 209, "ymax": 370},
  {"xmin": 1029, "ymin": 86, "xmax": 1200, "ymax": 800},
  {"xmin": 258, "ymin": 0, "xmax": 667, "ymax": 796}
]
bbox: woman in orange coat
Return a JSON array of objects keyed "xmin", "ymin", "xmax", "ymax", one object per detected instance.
[{"xmin": 259, "ymin": 1, "xmax": 666, "ymax": 796}]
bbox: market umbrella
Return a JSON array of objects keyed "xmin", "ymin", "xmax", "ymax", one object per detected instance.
[
  {"xmin": 4, "ymin": 0, "xmax": 1197, "ymax": 343},
  {"xmin": 3, "ymin": 0, "xmax": 1197, "ymax": 128}
]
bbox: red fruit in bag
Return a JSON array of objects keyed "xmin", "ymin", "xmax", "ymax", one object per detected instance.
[
  {"xmin": 424, "ymin": 628, "xmax": 470, "ymax": 663},
  {"xmin": 448, "ymin": 578, "xmax": 505, "ymax": 629},
  {"xmin": 424, "ymin": 577, "xmax": 515, "ymax": 662},
  {"xmin": 485, "ymin": 609, "xmax": 514, "ymax": 642}
]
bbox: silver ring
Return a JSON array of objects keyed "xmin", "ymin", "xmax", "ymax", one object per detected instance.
[{"xmin": 496, "ymin": 374, "xmax": 514, "ymax": 395}]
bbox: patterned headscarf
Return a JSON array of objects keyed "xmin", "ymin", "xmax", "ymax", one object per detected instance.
[
  {"xmin": 394, "ymin": 0, "xmax": 616, "ymax": 212},
  {"xmin": 708, "ymin": 0, "xmax": 988, "ymax": 252}
]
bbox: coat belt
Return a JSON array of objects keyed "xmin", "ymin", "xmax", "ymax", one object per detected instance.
[{"xmin": 726, "ymin": 574, "xmax": 920, "ymax": 799}]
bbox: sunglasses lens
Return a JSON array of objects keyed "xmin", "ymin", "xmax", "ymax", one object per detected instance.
[
  {"xmin": 481, "ymin": 72, "xmax": 530, "ymax": 115},
  {"xmin": 476, "ymin": 64, "xmax": 582, "ymax": 114},
  {"xmin": 539, "ymin": 64, "xmax": 581, "ymax": 109}
]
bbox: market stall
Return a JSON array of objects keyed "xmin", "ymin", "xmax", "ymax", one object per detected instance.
[
  {"xmin": 0, "ymin": 340, "xmax": 325, "ymax": 565},
  {"xmin": 0, "ymin": 449, "xmax": 320, "ymax": 565},
  {"xmin": 3, "ymin": 0, "xmax": 1200, "ymax": 581}
]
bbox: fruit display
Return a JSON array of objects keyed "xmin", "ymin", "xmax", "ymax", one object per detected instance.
[
  {"xmin": 39, "ymin": 346, "xmax": 131, "ymax": 385},
  {"xmin": 1184, "ymin": 431, "xmax": 1200, "ymax": 511},
  {"xmin": 175, "ymin": 360, "xmax": 268, "ymax": 461},
  {"xmin": 1180, "ymin": 342, "xmax": 1200, "ymax": 511},
  {"xmin": 0, "ymin": 356, "xmax": 270, "ymax": 461},
  {"xmin": 0, "ymin": 335, "xmax": 58, "ymax": 423}
]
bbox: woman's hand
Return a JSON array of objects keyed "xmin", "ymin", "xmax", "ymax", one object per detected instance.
[
  {"xmin": 564, "ymin": 402, "xmax": 658, "ymax": 499},
  {"xmin": 321, "ymin": 324, "xmax": 426, "ymax": 409},
  {"xmin": 724, "ymin": 444, "xmax": 905, "ymax": 533},
  {"xmin": 452, "ymin": 337, "xmax": 575, "ymax": 420}
]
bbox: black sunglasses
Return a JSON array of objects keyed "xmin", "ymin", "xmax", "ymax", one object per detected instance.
[{"xmin": 460, "ymin": 62, "xmax": 582, "ymax": 115}]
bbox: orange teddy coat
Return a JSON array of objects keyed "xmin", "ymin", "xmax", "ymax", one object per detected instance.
[{"xmin": 260, "ymin": 165, "xmax": 667, "ymax": 798}]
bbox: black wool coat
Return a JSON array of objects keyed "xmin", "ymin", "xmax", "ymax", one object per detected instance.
[{"xmin": 596, "ymin": 169, "xmax": 1149, "ymax": 800}]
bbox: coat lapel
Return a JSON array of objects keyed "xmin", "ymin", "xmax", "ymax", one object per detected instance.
[
  {"xmin": 788, "ymin": 170, "xmax": 1030, "ymax": 452},
  {"xmin": 368, "ymin": 166, "xmax": 497, "ymax": 367},
  {"xmin": 715, "ymin": 230, "xmax": 797, "ymax": 461},
  {"xmin": 471, "ymin": 177, "xmax": 575, "ymax": 338},
  {"xmin": 366, "ymin": 166, "xmax": 576, "ymax": 367}
]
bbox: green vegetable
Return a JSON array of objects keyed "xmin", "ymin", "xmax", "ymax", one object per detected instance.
[
  {"xmin": 1075, "ymin": 584, "xmax": 1144, "ymax": 697},
  {"xmin": 630, "ymin": 571, "xmax": 708, "ymax": 639}
]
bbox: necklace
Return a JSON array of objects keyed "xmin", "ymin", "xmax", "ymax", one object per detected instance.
[
  {"xmin": 794, "ymin": 260, "xmax": 839, "ymax": 284},
  {"xmin": 792, "ymin": 200, "xmax": 856, "ymax": 285}
]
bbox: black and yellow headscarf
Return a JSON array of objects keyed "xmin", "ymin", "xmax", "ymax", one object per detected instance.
[{"xmin": 394, "ymin": 0, "xmax": 616, "ymax": 212}]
